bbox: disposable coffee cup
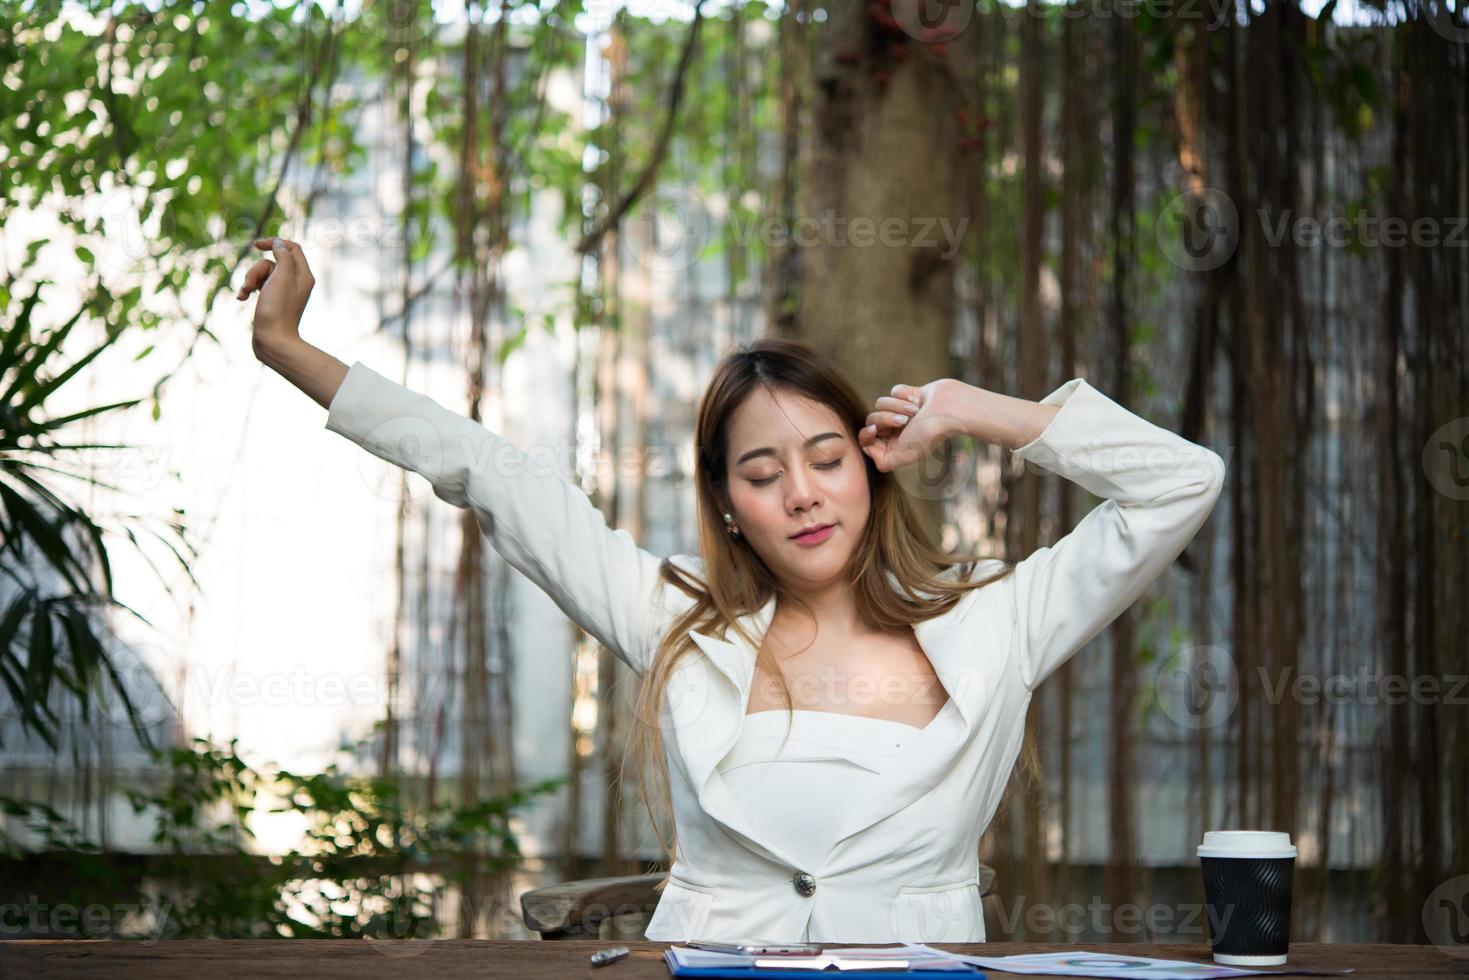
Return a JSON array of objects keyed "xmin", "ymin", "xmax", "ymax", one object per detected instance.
[{"xmin": 1197, "ymin": 830, "xmax": 1296, "ymax": 966}]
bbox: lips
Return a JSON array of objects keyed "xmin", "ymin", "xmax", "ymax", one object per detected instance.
[{"xmin": 790, "ymin": 523, "xmax": 834, "ymax": 540}]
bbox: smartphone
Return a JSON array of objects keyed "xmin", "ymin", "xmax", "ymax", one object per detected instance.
[{"xmin": 686, "ymin": 939, "xmax": 822, "ymax": 955}]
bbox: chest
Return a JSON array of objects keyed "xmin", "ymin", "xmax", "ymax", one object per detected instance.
[{"xmin": 745, "ymin": 624, "xmax": 950, "ymax": 728}]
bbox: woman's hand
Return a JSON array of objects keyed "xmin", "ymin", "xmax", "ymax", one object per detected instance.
[
  {"xmin": 859, "ymin": 379, "xmax": 963, "ymax": 472},
  {"xmin": 239, "ymin": 237, "xmax": 315, "ymax": 358}
]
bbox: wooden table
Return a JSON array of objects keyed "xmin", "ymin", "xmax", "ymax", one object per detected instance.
[{"xmin": 1, "ymin": 940, "xmax": 1465, "ymax": 978}]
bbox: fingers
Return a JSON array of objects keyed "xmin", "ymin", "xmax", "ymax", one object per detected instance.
[
  {"xmin": 253, "ymin": 236, "xmax": 293, "ymax": 276},
  {"xmin": 253, "ymin": 237, "xmax": 315, "ymax": 281},
  {"xmin": 242, "ymin": 236, "xmax": 315, "ymax": 300},
  {"xmin": 876, "ymin": 394, "xmax": 920, "ymax": 414},
  {"xmin": 890, "ymin": 383, "xmax": 922, "ymax": 405},
  {"xmin": 859, "ymin": 423, "xmax": 899, "ymax": 471},
  {"xmin": 865, "ymin": 386, "xmax": 923, "ymax": 472},
  {"xmin": 865, "ymin": 409, "xmax": 910, "ymax": 429},
  {"xmin": 237, "ymin": 258, "xmax": 275, "ymax": 300}
]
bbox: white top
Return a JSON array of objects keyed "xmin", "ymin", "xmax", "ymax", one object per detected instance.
[{"xmin": 717, "ymin": 709, "xmax": 923, "ymax": 871}]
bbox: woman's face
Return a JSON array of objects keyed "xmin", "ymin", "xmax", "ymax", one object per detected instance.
[{"xmin": 721, "ymin": 386, "xmax": 871, "ymax": 588}]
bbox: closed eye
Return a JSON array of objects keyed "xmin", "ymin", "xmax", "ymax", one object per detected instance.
[{"xmin": 751, "ymin": 458, "xmax": 843, "ymax": 487}]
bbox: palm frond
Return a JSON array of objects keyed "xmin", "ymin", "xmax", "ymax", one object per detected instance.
[{"xmin": 0, "ymin": 274, "xmax": 197, "ymax": 752}]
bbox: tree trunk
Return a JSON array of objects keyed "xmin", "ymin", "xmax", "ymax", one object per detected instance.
[{"xmin": 795, "ymin": 4, "xmax": 966, "ymax": 542}]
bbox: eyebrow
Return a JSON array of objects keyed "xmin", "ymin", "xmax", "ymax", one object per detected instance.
[{"xmin": 736, "ymin": 432, "xmax": 844, "ymax": 466}]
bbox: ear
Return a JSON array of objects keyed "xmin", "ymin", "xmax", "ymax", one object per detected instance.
[{"xmin": 710, "ymin": 483, "xmax": 732, "ymax": 519}]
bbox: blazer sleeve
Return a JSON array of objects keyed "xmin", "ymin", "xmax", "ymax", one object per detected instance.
[
  {"xmin": 324, "ymin": 359, "xmax": 664, "ymax": 676},
  {"xmin": 1007, "ymin": 377, "xmax": 1225, "ymax": 692}
]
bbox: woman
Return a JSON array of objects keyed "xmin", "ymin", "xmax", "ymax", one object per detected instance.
[{"xmin": 241, "ymin": 237, "xmax": 1226, "ymax": 944}]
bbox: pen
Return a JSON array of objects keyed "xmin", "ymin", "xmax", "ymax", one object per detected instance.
[{"xmin": 591, "ymin": 945, "xmax": 630, "ymax": 967}]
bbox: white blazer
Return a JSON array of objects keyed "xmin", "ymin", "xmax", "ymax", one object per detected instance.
[{"xmin": 324, "ymin": 362, "xmax": 1226, "ymax": 945}]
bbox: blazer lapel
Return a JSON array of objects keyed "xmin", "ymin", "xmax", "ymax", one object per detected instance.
[
  {"xmin": 680, "ymin": 595, "xmax": 812, "ymax": 871},
  {"xmin": 674, "ymin": 573, "xmax": 991, "ymax": 871}
]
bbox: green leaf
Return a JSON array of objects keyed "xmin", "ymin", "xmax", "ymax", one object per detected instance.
[{"xmin": 0, "ymin": 484, "xmax": 88, "ymax": 594}]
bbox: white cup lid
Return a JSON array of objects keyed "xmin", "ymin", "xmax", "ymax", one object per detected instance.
[{"xmin": 1197, "ymin": 830, "xmax": 1296, "ymax": 859}]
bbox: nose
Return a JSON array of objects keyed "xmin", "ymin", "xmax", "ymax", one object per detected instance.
[{"xmin": 785, "ymin": 466, "xmax": 821, "ymax": 515}]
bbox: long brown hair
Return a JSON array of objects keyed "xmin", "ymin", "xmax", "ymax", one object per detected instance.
[{"xmin": 619, "ymin": 337, "xmax": 1042, "ymax": 875}]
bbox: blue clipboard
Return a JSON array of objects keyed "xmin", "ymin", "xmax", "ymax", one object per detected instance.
[{"xmin": 662, "ymin": 947, "xmax": 987, "ymax": 978}]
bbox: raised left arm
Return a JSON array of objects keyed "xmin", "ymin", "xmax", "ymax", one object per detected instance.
[{"xmin": 956, "ymin": 378, "xmax": 1226, "ymax": 692}]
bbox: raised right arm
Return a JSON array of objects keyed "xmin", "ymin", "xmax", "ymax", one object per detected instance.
[
  {"xmin": 243, "ymin": 239, "xmax": 667, "ymax": 675},
  {"xmin": 259, "ymin": 336, "xmax": 665, "ymax": 675}
]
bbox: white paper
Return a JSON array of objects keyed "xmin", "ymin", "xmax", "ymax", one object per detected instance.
[{"xmin": 902, "ymin": 944, "xmax": 1352, "ymax": 980}]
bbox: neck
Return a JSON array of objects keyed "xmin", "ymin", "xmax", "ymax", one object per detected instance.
[{"xmin": 771, "ymin": 578, "xmax": 867, "ymax": 642}]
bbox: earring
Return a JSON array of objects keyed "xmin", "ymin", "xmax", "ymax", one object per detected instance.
[{"xmin": 723, "ymin": 512, "xmax": 740, "ymax": 537}]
